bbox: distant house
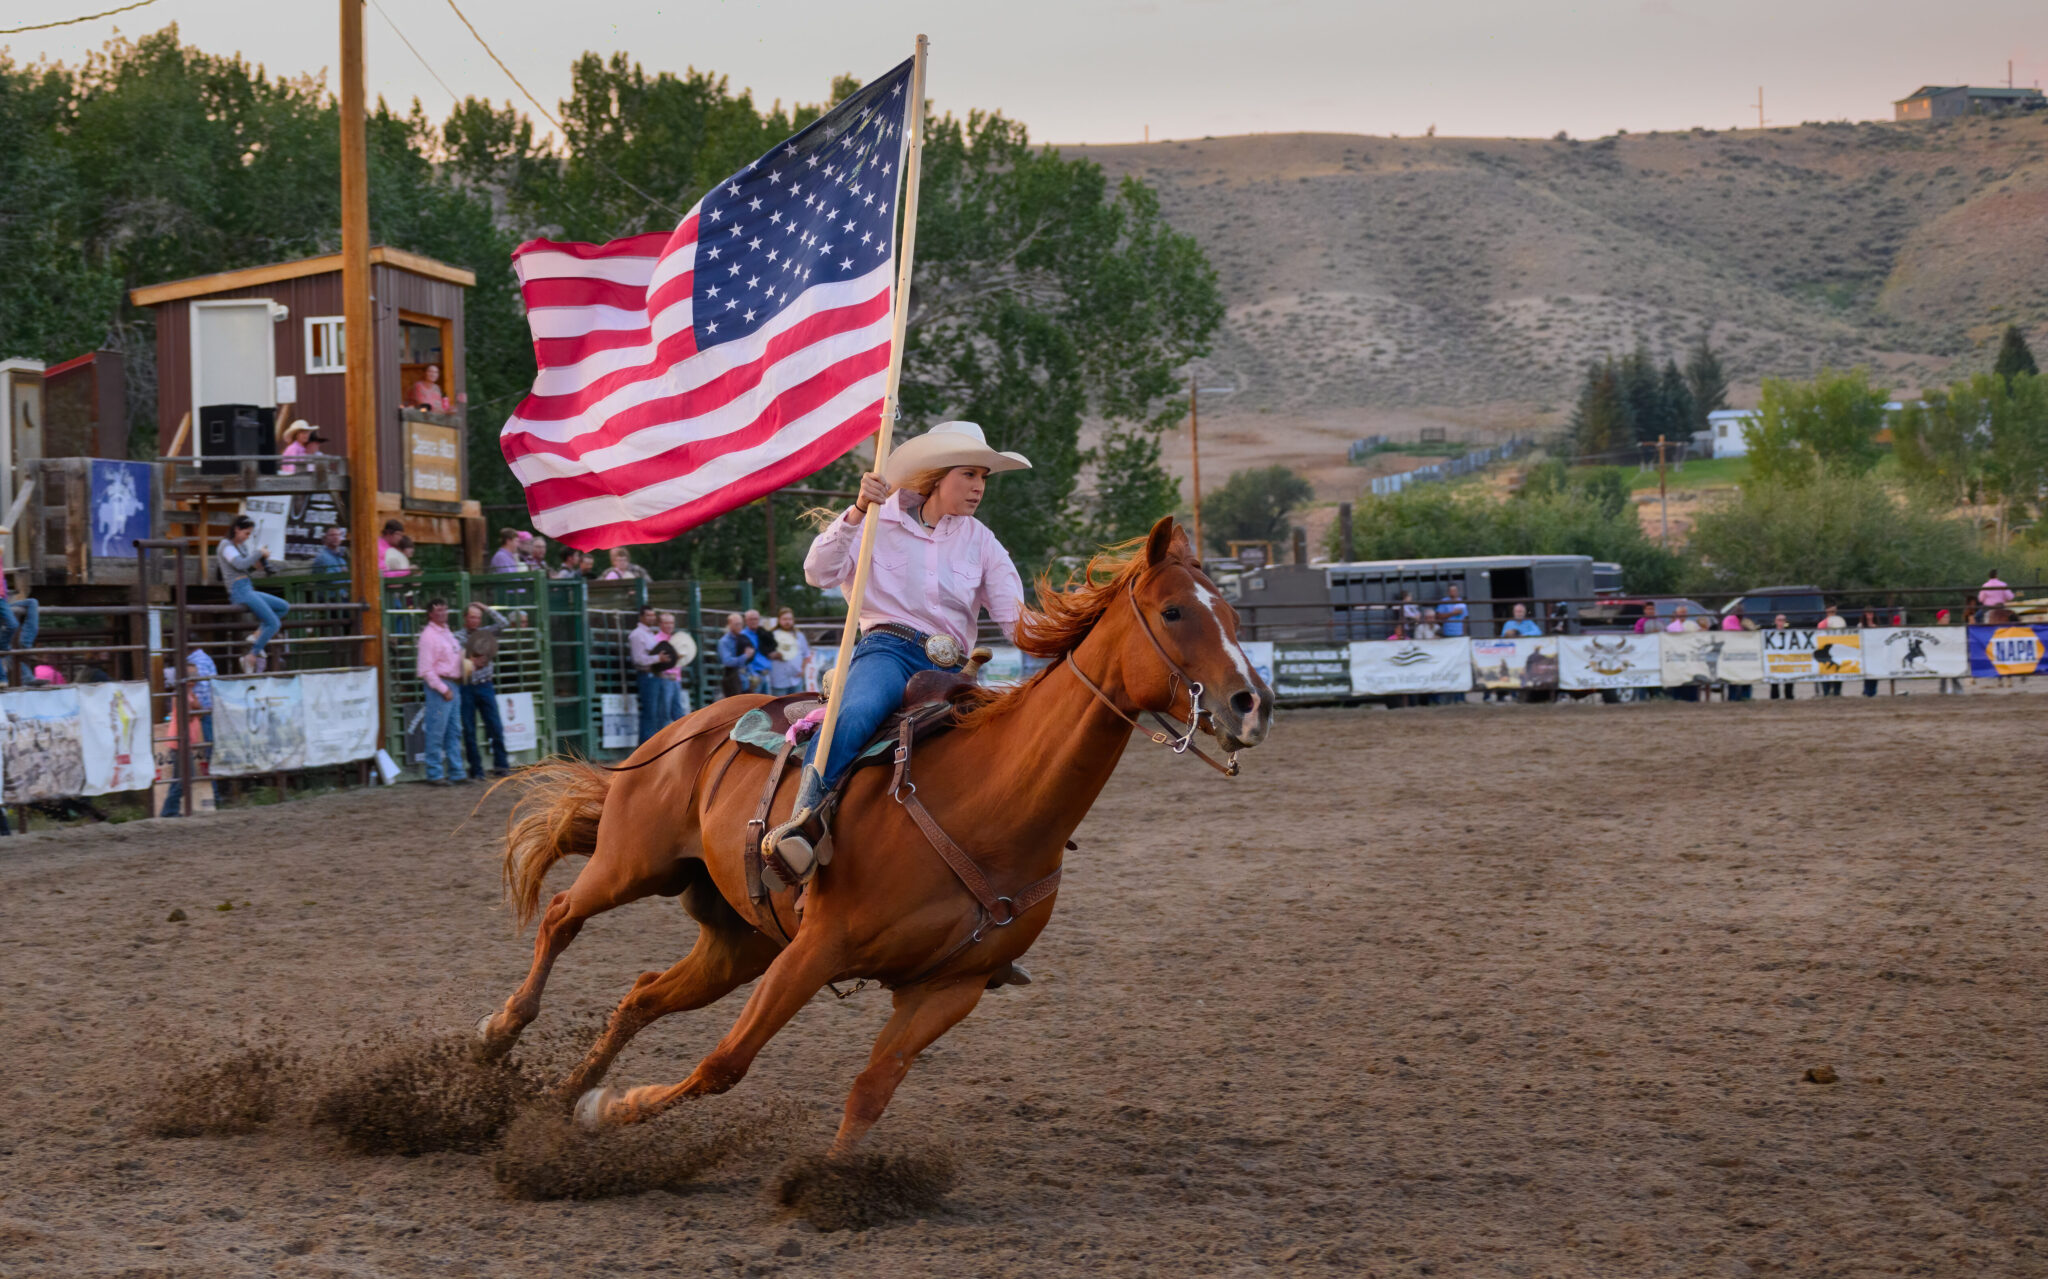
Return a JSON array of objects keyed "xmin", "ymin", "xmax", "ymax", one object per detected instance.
[
  {"xmin": 1706, "ymin": 409, "xmax": 1756, "ymax": 459},
  {"xmin": 1894, "ymin": 86, "xmax": 2045, "ymax": 121}
]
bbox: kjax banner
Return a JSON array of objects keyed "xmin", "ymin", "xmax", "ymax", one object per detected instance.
[
  {"xmin": 1762, "ymin": 628, "xmax": 1860, "ymax": 682},
  {"xmin": 1968, "ymin": 625, "xmax": 2048, "ymax": 678}
]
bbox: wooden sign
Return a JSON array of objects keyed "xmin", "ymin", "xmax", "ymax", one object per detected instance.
[{"xmin": 404, "ymin": 419, "xmax": 462, "ymax": 512}]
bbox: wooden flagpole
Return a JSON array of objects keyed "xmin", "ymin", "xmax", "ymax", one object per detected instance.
[{"xmin": 810, "ymin": 34, "xmax": 928, "ymax": 785}]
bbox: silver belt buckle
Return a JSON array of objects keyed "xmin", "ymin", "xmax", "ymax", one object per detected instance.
[{"xmin": 923, "ymin": 633, "xmax": 962, "ymax": 668}]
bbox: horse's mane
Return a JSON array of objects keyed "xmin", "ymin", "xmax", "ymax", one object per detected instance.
[{"xmin": 950, "ymin": 534, "xmax": 1153, "ymax": 729}]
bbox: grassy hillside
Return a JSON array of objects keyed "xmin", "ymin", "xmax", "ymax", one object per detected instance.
[{"xmin": 1070, "ymin": 114, "xmax": 2048, "ymax": 488}]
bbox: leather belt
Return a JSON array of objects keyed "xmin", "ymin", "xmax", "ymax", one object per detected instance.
[{"xmin": 865, "ymin": 622, "xmax": 965, "ymax": 668}]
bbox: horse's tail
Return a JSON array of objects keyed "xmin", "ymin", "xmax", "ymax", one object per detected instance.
[{"xmin": 499, "ymin": 757, "xmax": 612, "ymax": 930}]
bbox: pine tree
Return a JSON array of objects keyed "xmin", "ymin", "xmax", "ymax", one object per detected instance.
[
  {"xmin": 1683, "ymin": 334, "xmax": 1730, "ymax": 433},
  {"xmin": 1619, "ymin": 343, "xmax": 1663, "ymax": 443},
  {"xmin": 1659, "ymin": 359, "xmax": 1695, "ymax": 443},
  {"xmin": 1994, "ymin": 324, "xmax": 2039, "ymax": 383},
  {"xmin": 1571, "ymin": 360, "xmax": 1626, "ymax": 457}
]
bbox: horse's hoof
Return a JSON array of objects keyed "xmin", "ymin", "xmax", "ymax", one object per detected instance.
[
  {"xmin": 575, "ymin": 1086, "xmax": 620, "ymax": 1131},
  {"xmin": 475, "ymin": 1013, "xmax": 496, "ymax": 1040}
]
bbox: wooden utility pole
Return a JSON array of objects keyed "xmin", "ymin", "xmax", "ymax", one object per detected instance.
[
  {"xmin": 1656, "ymin": 434, "xmax": 1670, "ymax": 546},
  {"xmin": 340, "ymin": 0, "xmax": 382, "ymax": 687},
  {"xmin": 1188, "ymin": 374, "xmax": 1204, "ymax": 560},
  {"xmin": 1754, "ymin": 87, "xmax": 1766, "ymax": 129}
]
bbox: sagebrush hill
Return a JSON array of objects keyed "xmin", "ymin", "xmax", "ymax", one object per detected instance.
[{"xmin": 1069, "ymin": 113, "xmax": 2048, "ymax": 486}]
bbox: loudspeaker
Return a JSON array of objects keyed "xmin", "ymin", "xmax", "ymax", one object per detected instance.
[{"xmin": 197, "ymin": 404, "xmax": 277, "ymax": 476}]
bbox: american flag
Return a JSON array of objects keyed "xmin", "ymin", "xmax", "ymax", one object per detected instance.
[{"xmin": 500, "ymin": 59, "xmax": 915, "ymax": 549}]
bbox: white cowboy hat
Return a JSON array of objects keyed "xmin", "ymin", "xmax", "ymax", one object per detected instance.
[
  {"xmin": 882, "ymin": 420, "xmax": 1031, "ymax": 487},
  {"xmin": 281, "ymin": 419, "xmax": 316, "ymax": 442}
]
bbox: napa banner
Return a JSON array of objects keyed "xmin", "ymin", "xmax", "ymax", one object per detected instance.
[
  {"xmin": 1469, "ymin": 637, "xmax": 1558, "ymax": 690},
  {"xmin": 1558, "ymin": 635, "xmax": 1660, "ymax": 690},
  {"xmin": 212, "ymin": 674, "xmax": 309, "ymax": 775},
  {"xmin": 1349, "ymin": 638, "xmax": 1471, "ymax": 695},
  {"xmin": 1862, "ymin": 627, "xmax": 1969, "ymax": 679},
  {"xmin": 1761, "ymin": 627, "xmax": 1860, "ymax": 682},
  {"xmin": 1968, "ymin": 625, "xmax": 2048, "ymax": 678},
  {"xmin": 1660, "ymin": 630, "xmax": 1764, "ymax": 686}
]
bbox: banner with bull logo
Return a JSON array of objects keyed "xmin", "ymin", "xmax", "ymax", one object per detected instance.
[
  {"xmin": 1968, "ymin": 625, "xmax": 2048, "ymax": 678},
  {"xmin": 1862, "ymin": 627, "xmax": 1969, "ymax": 680},
  {"xmin": 1348, "ymin": 638, "xmax": 1471, "ymax": 695},
  {"xmin": 1469, "ymin": 637, "xmax": 1558, "ymax": 691},
  {"xmin": 1558, "ymin": 635, "xmax": 1660, "ymax": 690},
  {"xmin": 1761, "ymin": 628, "xmax": 1860, "ymax": 682},
  {"xmin": 1659, "ymin": 630, "xmax": 1764, "ymax": 686}
]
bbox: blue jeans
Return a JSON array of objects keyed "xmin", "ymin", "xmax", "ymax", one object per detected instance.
[
  {"xmin": 0, "ymin": 598, "xmax": 38, "ymax": 679},
  {"xmin": 637, "ymin": 672, "xmax": 684, "ymax": 743},
  {"xmin": 422, "ymin": 690, "xmax": 465, "ymax": 781},
  {"xmin": 159, "ymin": 712, "xmax": 213, "ymax": 816},
  {"xmin": 230, "ymin": 578, "xmax": 290, "ymax": 654},
  {"xmin": 802, "ymin": 632, "xmax": 939, "ymax": 792},
  {"xmin": 461, "ymin": 682, "xmax": 509, "ymax": 776}
]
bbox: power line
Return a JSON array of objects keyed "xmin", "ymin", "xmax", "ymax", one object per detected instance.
[
  {"xmin": 368, "ymin": 0, "xmax": 457, "ymax": 106},
  {"xmin": 1, "ymin": 0, "xmax": 155, "ymax": 35},
  {"xmin": 441, "ymin": 0, "xmax": 686, "ymax": 223}
]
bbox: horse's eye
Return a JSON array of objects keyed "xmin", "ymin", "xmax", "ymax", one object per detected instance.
[{"xmin": 1161, "ymin": 606, "xmax": 1182, "ymax": 623}]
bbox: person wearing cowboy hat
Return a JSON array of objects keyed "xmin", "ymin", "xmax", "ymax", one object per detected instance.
[
  {"xmin": 762, "ymin": 420, "xmax": 1031, "ymax": 889},
  {"xmin": 278, "ymin": 420, "xmax": 326, "ymax": 476}
]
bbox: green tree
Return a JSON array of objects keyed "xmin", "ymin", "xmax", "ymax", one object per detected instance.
[
  {"xmin": 1683, "ymin": 334, "xmax": 1730, "ymax": 433},
  {"xmin": 1743, "ymin": 368, "xmax": 1888, "ymax": 486},
  {"xmin": 1086, "ymin": 427, "xmax": 1181, "ymax": 550},
  {"xmin": 1570, "ymin": 360, "xmax": 1625, "ymax": 456},
  {"xmin": 1618, "ymin": 343, "xmax": 1663, "ymax": 443},
  {"xmin": 1659, "ymin": 359, "xmax": 1694, "ymax": 445},
  {"xmin": 1687, "ymin": 473, "xmax": 1987, "ymax": 593},
  {"xmin": 1994, "ymin": 324, "xmax": 2040, "ymax": 383},
  {"xmin": 1891, "ymin": 392, "xmax": 1982, "ymax": 508},
  {"xmin": 1204, "ymin": 465, "xmax": 1313, "ymax": 553}
]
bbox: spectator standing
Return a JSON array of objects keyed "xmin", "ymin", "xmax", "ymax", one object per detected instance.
[
  {"xmin": 601, "ymin": 548, "xmax": 651, "ymax": 581},
  {"xmin": 410, "ymin": 363, "xmax": 450, "ymax": 412},
  {"xmin": 1499, "ymin": 603, "xmax": 1542, "ymax": 638},
  {"xmin": 628, "ymin": 606, "xmax": 675, "ymax": 741},
  {"xmin": 1437, "ymin": 584, "xmax": 1469, "ymax": 638},
  {"xmin": 415, "ymin": 599, "xmax": 466, "ymax": 785},
  {"xmin": 488, "ymin": 528, "xmax": 524, "ymax": 573},
  {"xmin": 0, "ymin": 574, "xmax": 40, "ymax": 683},
  {"xmin": 1632, "ymin": 601, "xmax": 1662, "ymax": 634},
  {"xmin": 311, "ymin": 525, "xmax": 348, "ymax": 571},
  {"xmin": 716, "ymin": 612, "xmax": 756, "ymax": 698},
  {"xmin": 158, "ymin": 647, "xmax": 215, "ymax": 817},
  {"xmin": 551, "ymin": 550, "xmax": 588, "ymax": 580},
  {"xmin": 654, "ymin": 610, "xmax": 692, "ymax": 723},
  {"xmin": 1860, "ymin": 609, "xmax": 1885, "ymax": 697},
  {"xmin": 376, "ymin": 518, "xmax": 408, "ymax": 578},
  {"xmin": 277, "ymin": 421, "xmax": 325, "ymax": 475},
  {"xmin": 1978, "ymin": 573, "xmax": 2016, "ymax": 610},
  {"xmin": 519, "ymin": 534, "xmax": 549, "ymax": 572},
  {"xmin": 743, "ymin": 608, "xmax": 775, "ymax": 693},
  {"xmin": 1664, "ymin": 605, "xmax": 1701, "ymax": 633},
  {"xmin": 1396, "ymin": 590, "xmax": 1421, "ymax": 631},
  {"xmin": 1816, "ymin": 603, "xmax": 1847, "ymax": 696},
  {"xmin": 1412, "ymin": 608, "xmax": 1442, "ymax": 641},
  {"xmin": 1722, "ymin": 602, "xmax": 1754, "ymax": 631},
  {"xmin": 767, "ymin": 607, "xmax": 811, "ymax": 694},
  {"xmin": 1769, "ymin": 613, "xmax": 1793, "ymax": 700},
  {"xmin": 383, "ymin": 534, "xmax": 415, "ymax": 576},
  {"xmin": 219, "ymin": 515, "xmax": 291, "ymax": 674},
  {"xmin": 456, "ymin": 601, "xmax": 511, "ymax": 779}
]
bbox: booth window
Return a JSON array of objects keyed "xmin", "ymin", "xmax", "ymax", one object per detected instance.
[{"xmin": 305, "ymin": 316, "xmax": 345, "ymax": 374}]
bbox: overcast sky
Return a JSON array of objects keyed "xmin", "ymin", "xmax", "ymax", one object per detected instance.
[{"xmin": 7, "ymin": 0, "xmax": 2044, "ymax": 143}]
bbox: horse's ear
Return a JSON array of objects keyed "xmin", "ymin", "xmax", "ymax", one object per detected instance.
[{"xmin": 1144, "ymin": 516, "xmax": 1178, "ymax": 568}]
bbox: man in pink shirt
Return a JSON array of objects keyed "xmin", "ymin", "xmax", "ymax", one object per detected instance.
[
  {"xmin": 415, "ymin": 598, "xmax": 467, "ymax": 784},
  {"xmin": 1978, "ymin": 573, "xmax": 2015, "ymax": 609}
]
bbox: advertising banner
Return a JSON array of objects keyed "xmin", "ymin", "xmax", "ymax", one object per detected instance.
[
  {"xmin": 240, "ymin": 495, "xmax": 293, "ymax": 562},
  {"xmin": 1968, "ymin": 625, "xmax": 2048, "ymax": 678},
  {"xmin": 0, "ymin": 688, "xmax": 80, "ymax": 802},
  {"xmin": 1238, "ymin": 641, "xmax": 1276, "ymax": 691},
  {"xmin": 88, "ymin": 459, "xmax": 152, "ymax": 560},
  {"xmin": 599, "ymin": 693, "xmax": 639, "ymax": 749},
  {"xmin": 1349, "ymin": 638, "xmax": 1472, "ymax": 695},
  {"xmin": 1272, "ymin": 642, "xmax": 1353, "ymax": 700},
  {"xmin": 1762, "ymin": 628, "xmax": 1860, "ymax": 682},
  {"xmin": 75, "ymin": 681, "xmax": 153, "ymax": 795},
  {"xmin": 212, "ymin": 675, "xmax": 308, "ymax": 775},
  {"xmin": 284, "ymin": 491, "xmax": 344, "ymax": 562},
  {"xmin": 1469, "ymin": 637, "xmax": 1559, "ymax": 691},
  {"xmin": 1558, "ymin": 635, "xmax": 1661, "ymax": 690},
  {"xmin": 498, "ymin": 691, "xmax": 540, "ymax": 753},
  {"xmin": 1862, "ymin": 627, "xmax": 1969, "ymax": 680},
  {"xmin": 302, "ymin": 670, "xmax": 380, "ymax": 765},
  {"xmin": 1659, "ymin": 630, "xmax": 1765, "ymax": 686}
]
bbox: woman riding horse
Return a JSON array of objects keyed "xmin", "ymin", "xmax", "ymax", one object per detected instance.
[{"xmin": 764, "ymin": 420, "xmax": 1031, "ymax": 887}]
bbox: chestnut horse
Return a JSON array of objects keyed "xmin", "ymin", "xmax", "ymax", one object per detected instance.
[{"xmin": 476, "ymin": 518, "xmax": 1270, "ymax": 1155}]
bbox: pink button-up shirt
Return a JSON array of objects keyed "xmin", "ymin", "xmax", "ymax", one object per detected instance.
[
  {"xmin": 416, "ymin": 621, "xmax": 464, "ymax": 697},
  {"xmin": 804, "ymin": 492, "xmax": 1024, "ymax": 649}
]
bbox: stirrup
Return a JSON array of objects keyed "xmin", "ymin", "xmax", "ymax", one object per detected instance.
[{"xmin": 760, "ymin": 766, "xmax": 830, "ymax": 891}]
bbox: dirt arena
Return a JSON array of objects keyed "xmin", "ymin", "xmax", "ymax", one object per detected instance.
[{"xmin": 3, "ymin": 694, "xmax": 2046, "ymax": 1277}]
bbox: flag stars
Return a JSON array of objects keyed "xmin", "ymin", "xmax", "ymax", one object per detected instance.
[
  {"xmin": 747, "ymin": 275, "xmax": 760, "ymax": 288},
  {"xmin": 706, "ymin": 284, "xmax": 720, "ymax": 297},
  {"xmin": 707, "ymin": 247, "xmax": 721, "ymax": 260},
  {"xmin": 705, "ymin": 322, "xmax": 718, "ymax": 334},
  {"xmin": 748, "ymin": 197, "xmax": 763, "ymax": 211},
  {"xmin": 745, "ymin": 309, "xmax": 756, "ymax": 322},
  {"xmin": 840, "ymin": 257, "xmax": 854, "ymax": 270},
  {"xmin": 728, "ymin": 263, "xmax": 740, "ymax": 277},
  {"xmin": 748, "ymin": 237, "xmax": 762, "ymax": 250}
]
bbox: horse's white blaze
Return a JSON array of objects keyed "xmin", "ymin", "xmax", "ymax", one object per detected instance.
[{"xmin": 1192, "ymin": 580, "xmax": 1257, "ymax": 693}]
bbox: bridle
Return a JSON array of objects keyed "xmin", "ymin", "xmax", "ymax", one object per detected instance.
[{"xmin": 1065, "ymin": 574, "xmax": 1244, "ymax": 777}]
